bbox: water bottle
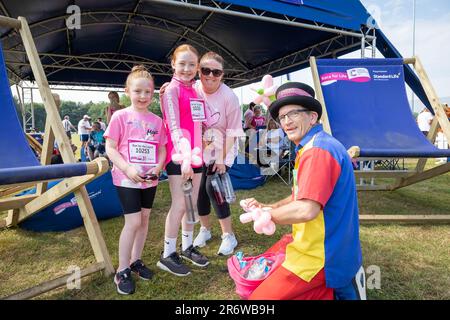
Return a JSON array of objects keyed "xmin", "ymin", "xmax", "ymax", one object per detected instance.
[
  {"xmin": 235, "ymin": 251, "xmax": 247, "ymax": 270},
  {"xmin": 182, "ymin": 179, "xmax": 199, "ymax": 224},
  {"xmin": 220, "ymin": 172, "xmax": 236, "ymax": 203},
  {"xmin": 210, "ymin": 174, "xmax": 225, "ymax": 205},
  {"xmin": 245, "ymin": 258, "xmax": 269, "ymax": 280}
]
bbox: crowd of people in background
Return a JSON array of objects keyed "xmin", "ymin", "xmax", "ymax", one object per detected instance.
[{"xmin": 55, "ymin": 91, "xmax": 124, "ymax": 162}]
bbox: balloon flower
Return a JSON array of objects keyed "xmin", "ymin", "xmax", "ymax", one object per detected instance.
[
  {"xmin": 172, "ymin": 137, "xmax": 202, "ymax": 175},
  {"xmin": 239, "ymin": 200, "xmax": 276, "ymax": 236},
  {"xmin": 250, "ymin": 74, "xmax": 278, "ymax": 108}
]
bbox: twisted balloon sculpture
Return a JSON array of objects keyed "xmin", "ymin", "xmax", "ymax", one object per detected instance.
[
  {"xmin": 171, "ymin": 137, "xmax": 202, "ymax": 175},
  {"xmin": 239, "ymin": 200, "xmax": 276, "ymax": 236},
  {"xmin": 250, "ymin": 74, "xmax": 278, "ymax": 108}
]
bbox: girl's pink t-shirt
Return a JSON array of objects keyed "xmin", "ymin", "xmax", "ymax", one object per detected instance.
[
  {"xmin": 161, "ymin": 77, "xmax": 204, "ymax": 167},
  {"xmin": 104, "ymin": 107, "xmax": 167, "ymax": 189},
  {"xmin": 252, "ymin": 116, "xmax": 266, "ymax": 128}
]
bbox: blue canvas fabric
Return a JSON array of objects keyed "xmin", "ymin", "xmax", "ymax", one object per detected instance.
[{"xmin": 316, "ymin": 58, "xmax": 450, "ymax": 158}]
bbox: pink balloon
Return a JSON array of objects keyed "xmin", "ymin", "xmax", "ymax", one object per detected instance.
[
  {"xmin": 181, "ymin": 161, "xmax": 190, "ymax": 174},
  {"xmin": 263, "ymin": 223, "xmax": 276, "ymax": 236},
  {"xmin": 262, "ymin": 97, "xmax": 272, "ymax": 107},
  {"xmin": 264, "ymin": 84, "xmax": 277, "ymax": 97},
  {"xmin": 261, "ymin": 75, "xmax": 274, "ymax": 88},
  {"xmin": 240, "ymin": 212, "xmax": 253, "ymax": 224},
  {"xmin": 253, "ymin": 223, "xmax": 264, "ymax": 234},
  {"xmin": 253, "ymin": 96, "xmax": 263, "ymax": 105}
]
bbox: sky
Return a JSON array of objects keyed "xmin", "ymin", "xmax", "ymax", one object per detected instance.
[{"xmin": 19, "ymin": 0, "xmax": 450, "ymax": 111}]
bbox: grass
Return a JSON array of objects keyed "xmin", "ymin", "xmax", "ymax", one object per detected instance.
[{"xmin": 0, "ymin": 160, "xmax": 449, "ymax": 300}]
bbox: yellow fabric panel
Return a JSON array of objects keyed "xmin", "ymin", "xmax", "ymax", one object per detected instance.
[
  {"xmin": 282, "ymin": 133, "xmax": 325, "ymax": 282},
  {"xmin": 282, "ymin": 212, "xmax": 325, "ymax": 282}
]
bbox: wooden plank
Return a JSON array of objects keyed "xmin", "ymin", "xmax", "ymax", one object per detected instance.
[
  {"xmin": 347, "ymin": 146, "xmax": 360, "ymax": 159},
  {"xmin": 0, "ymin": 15, "xmax": 21, "ymax": 29},
  {"xmin": 415, "ymin": 118, "xmax": 439, "ymax": 174},
  {"xmin": 0, "ymin": 219, "xmax": 6, "ymax": 228},
  {"xmin": 0, "ymin": 194, "xmax": 37, "ymax": 212},
  {"xmin": 14, "ymin": 157, "xmax": 107, "ymax": 223},
  {"xmin": 0, "ymin": 182, "xmax": 36, "ymax": 197},
  {"xmin": 25, "ymin": 134, "xmax": 42, "ymax": 155},
  {"xmin": 357, "ymin": 185, "xmax": 391, "ymax": 191},
  {"xmin": 3, "ymin": 262, "xmax": 105, "ymax": 300},
  {"xmin": 414, "ymin": 56, "xmax": 450, "ymax": 145},
  {"xmin": 354, "ymin": 170, "xmax": 416, "ymax": 178},
  {"xmin": 74, "ymin": 187, "xmax": 115, "ymax": 275},
  {"xmin": 40, "ymin": 94, "xmax": 61, "ymax": 167},
  {"xmin": 5, "ymin": 209, "xmax": 20, "ymax": 227},
  {"xmin": 309, "ymin": 56, "xmax": 332, "ymax": 134},
  {"xmin": 37, "ymin": 111, "xmax": 57, "ymax": 195},
  {"xmin": 360, "ymin": 214, "xmax": 450, "ymax": 223},
  {"xmin": 403, "ymin": 57, "xmax": 416, "ymax": 65},
  {"xmin": 391, "ymin": 162, "xmax": 450, "ymax": 190},
  {"xmin": 18, "ymin": 17, "xmax": 75, "ymax": 165},
  {"xmin": 16, "ymin": 174, "xmax": 96, "ymax": 223}
]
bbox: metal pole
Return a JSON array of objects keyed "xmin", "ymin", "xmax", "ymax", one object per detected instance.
[{"xmin": 361, "ymin": 35, "xmax": 366, "ymax": 58}]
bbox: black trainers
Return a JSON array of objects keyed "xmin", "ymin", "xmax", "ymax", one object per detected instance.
[
  {"xmin": 180, "ymin": 245, "xmax": 210, "ymax": 267},
  {"xmin": 156, "ymin": 251, "xmax": 191, "ymax": 276},
  {"xmin": 130, "ymin": 259, "xmax": 154, "ymax": 281},
  {"xmin": 114, "ymin": 268, "xmax": 135, "ymax": 295}
]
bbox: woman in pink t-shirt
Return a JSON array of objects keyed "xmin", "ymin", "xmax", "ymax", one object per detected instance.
[
  {"xmin": 192, "ymin": 52, "xmax": 244, "ymax": 256},
  {"xmin": 104, "ymin": 65, "xmax": 167, "ymax": 295},
  {"xmin": 158, "ymin": 44, "xmax": 209, "ymax": 277},
  {"xmin": 105, "ymin": 91, "xmax": 125, "ymax": 124}
]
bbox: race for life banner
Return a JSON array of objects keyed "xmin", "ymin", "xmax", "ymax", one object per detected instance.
[{"xmin": 320, "ymin": 68, "xmax": 371, "ymax": 86}]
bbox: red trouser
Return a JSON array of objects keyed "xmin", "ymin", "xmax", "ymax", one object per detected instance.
[{"xmin": 249, "ymin": 235, "xmax": 334, "ymax": 300}]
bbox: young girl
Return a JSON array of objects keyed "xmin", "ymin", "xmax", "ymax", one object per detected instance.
[
  {"xmin": 251, "ymin": 105, "xmax": 266, "ymax": 128},
  {"xmin": 157, "ymin": 44, "xmax": 209, "ymax": 277},
  {"xmin": 104, "ymin": 65, "xmax": 167, "ymax": 295}
]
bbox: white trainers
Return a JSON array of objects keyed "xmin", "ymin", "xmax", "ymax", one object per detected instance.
[
  {"xmin": 193, "ymin": 226, "xmax": 212, "ymax": 248},
  {"xmin": 217, "ymin": 233, "xmax": 238, "ymax": 256}
]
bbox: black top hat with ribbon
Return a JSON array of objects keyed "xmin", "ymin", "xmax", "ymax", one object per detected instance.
[{"xmin": 269, "ymin": 82, "xmax": 322, "ymax": 120}]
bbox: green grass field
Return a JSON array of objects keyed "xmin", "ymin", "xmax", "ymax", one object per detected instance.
[{"xmin": 0, "ymin": 160, "xmax": 449, "ymax": 300}]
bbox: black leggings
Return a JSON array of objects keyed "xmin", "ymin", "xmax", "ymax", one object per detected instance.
[{"xmin": 197, "ymin": 164, "xmax": 231, "ymax": 219}]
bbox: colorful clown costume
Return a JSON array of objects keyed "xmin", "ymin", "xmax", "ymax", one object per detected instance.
[{"xmin": 250, "ymin": 124, "xmax": 364, "ymax": 300}]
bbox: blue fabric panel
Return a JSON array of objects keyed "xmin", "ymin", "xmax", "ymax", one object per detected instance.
[
  {"xmin": 0, "ymin": 163, "xmax": 88, "ymax": 185},
  {"xmin": 316, "ymin": 58, "xmax": 450, "ymax": 158},
  {"xmin": 220, "ymin": 0, "xmax": 370, "ymax": 30},
  {"xmin": 19, "ymin": 171, "xmax": 123, "ymax": 232},
  {"xmin": 375, "ymin": 30, "xmax": 432, "ymax": 112},
  {"xmin": 0, "ymin": 41, "xmax": 40, "ymax": 169}
]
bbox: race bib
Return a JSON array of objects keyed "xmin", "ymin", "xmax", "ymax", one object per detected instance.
[
  {"xmin": 128, "ymin": 139, "xmax": 157, "ymax": 164},
  {"xmin": 190, "ymin": 99, "xmax": 206, "ymax": 122}
]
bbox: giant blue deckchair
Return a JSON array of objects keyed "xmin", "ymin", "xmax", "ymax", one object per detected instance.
[
  {"xmin": 0, "ymin": 16, "xmax": 114, "ymax": 299},
  {"xmin": 310, "ymin": 56, "xmax": 450, "ymax": 223}
]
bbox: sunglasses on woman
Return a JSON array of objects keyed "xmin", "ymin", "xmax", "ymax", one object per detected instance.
[{"xmin": 200, "ymin": 67, "xmax": 224, "ymax": 77}]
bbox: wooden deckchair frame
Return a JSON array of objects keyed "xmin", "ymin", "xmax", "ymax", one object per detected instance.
[
  {"xmin": 0, "ymin": 15, "xmax": 114, "ymax": 300},
  {"xmin": 310, "ymin": 56, "xmax": 450, "ymax": 223}
]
